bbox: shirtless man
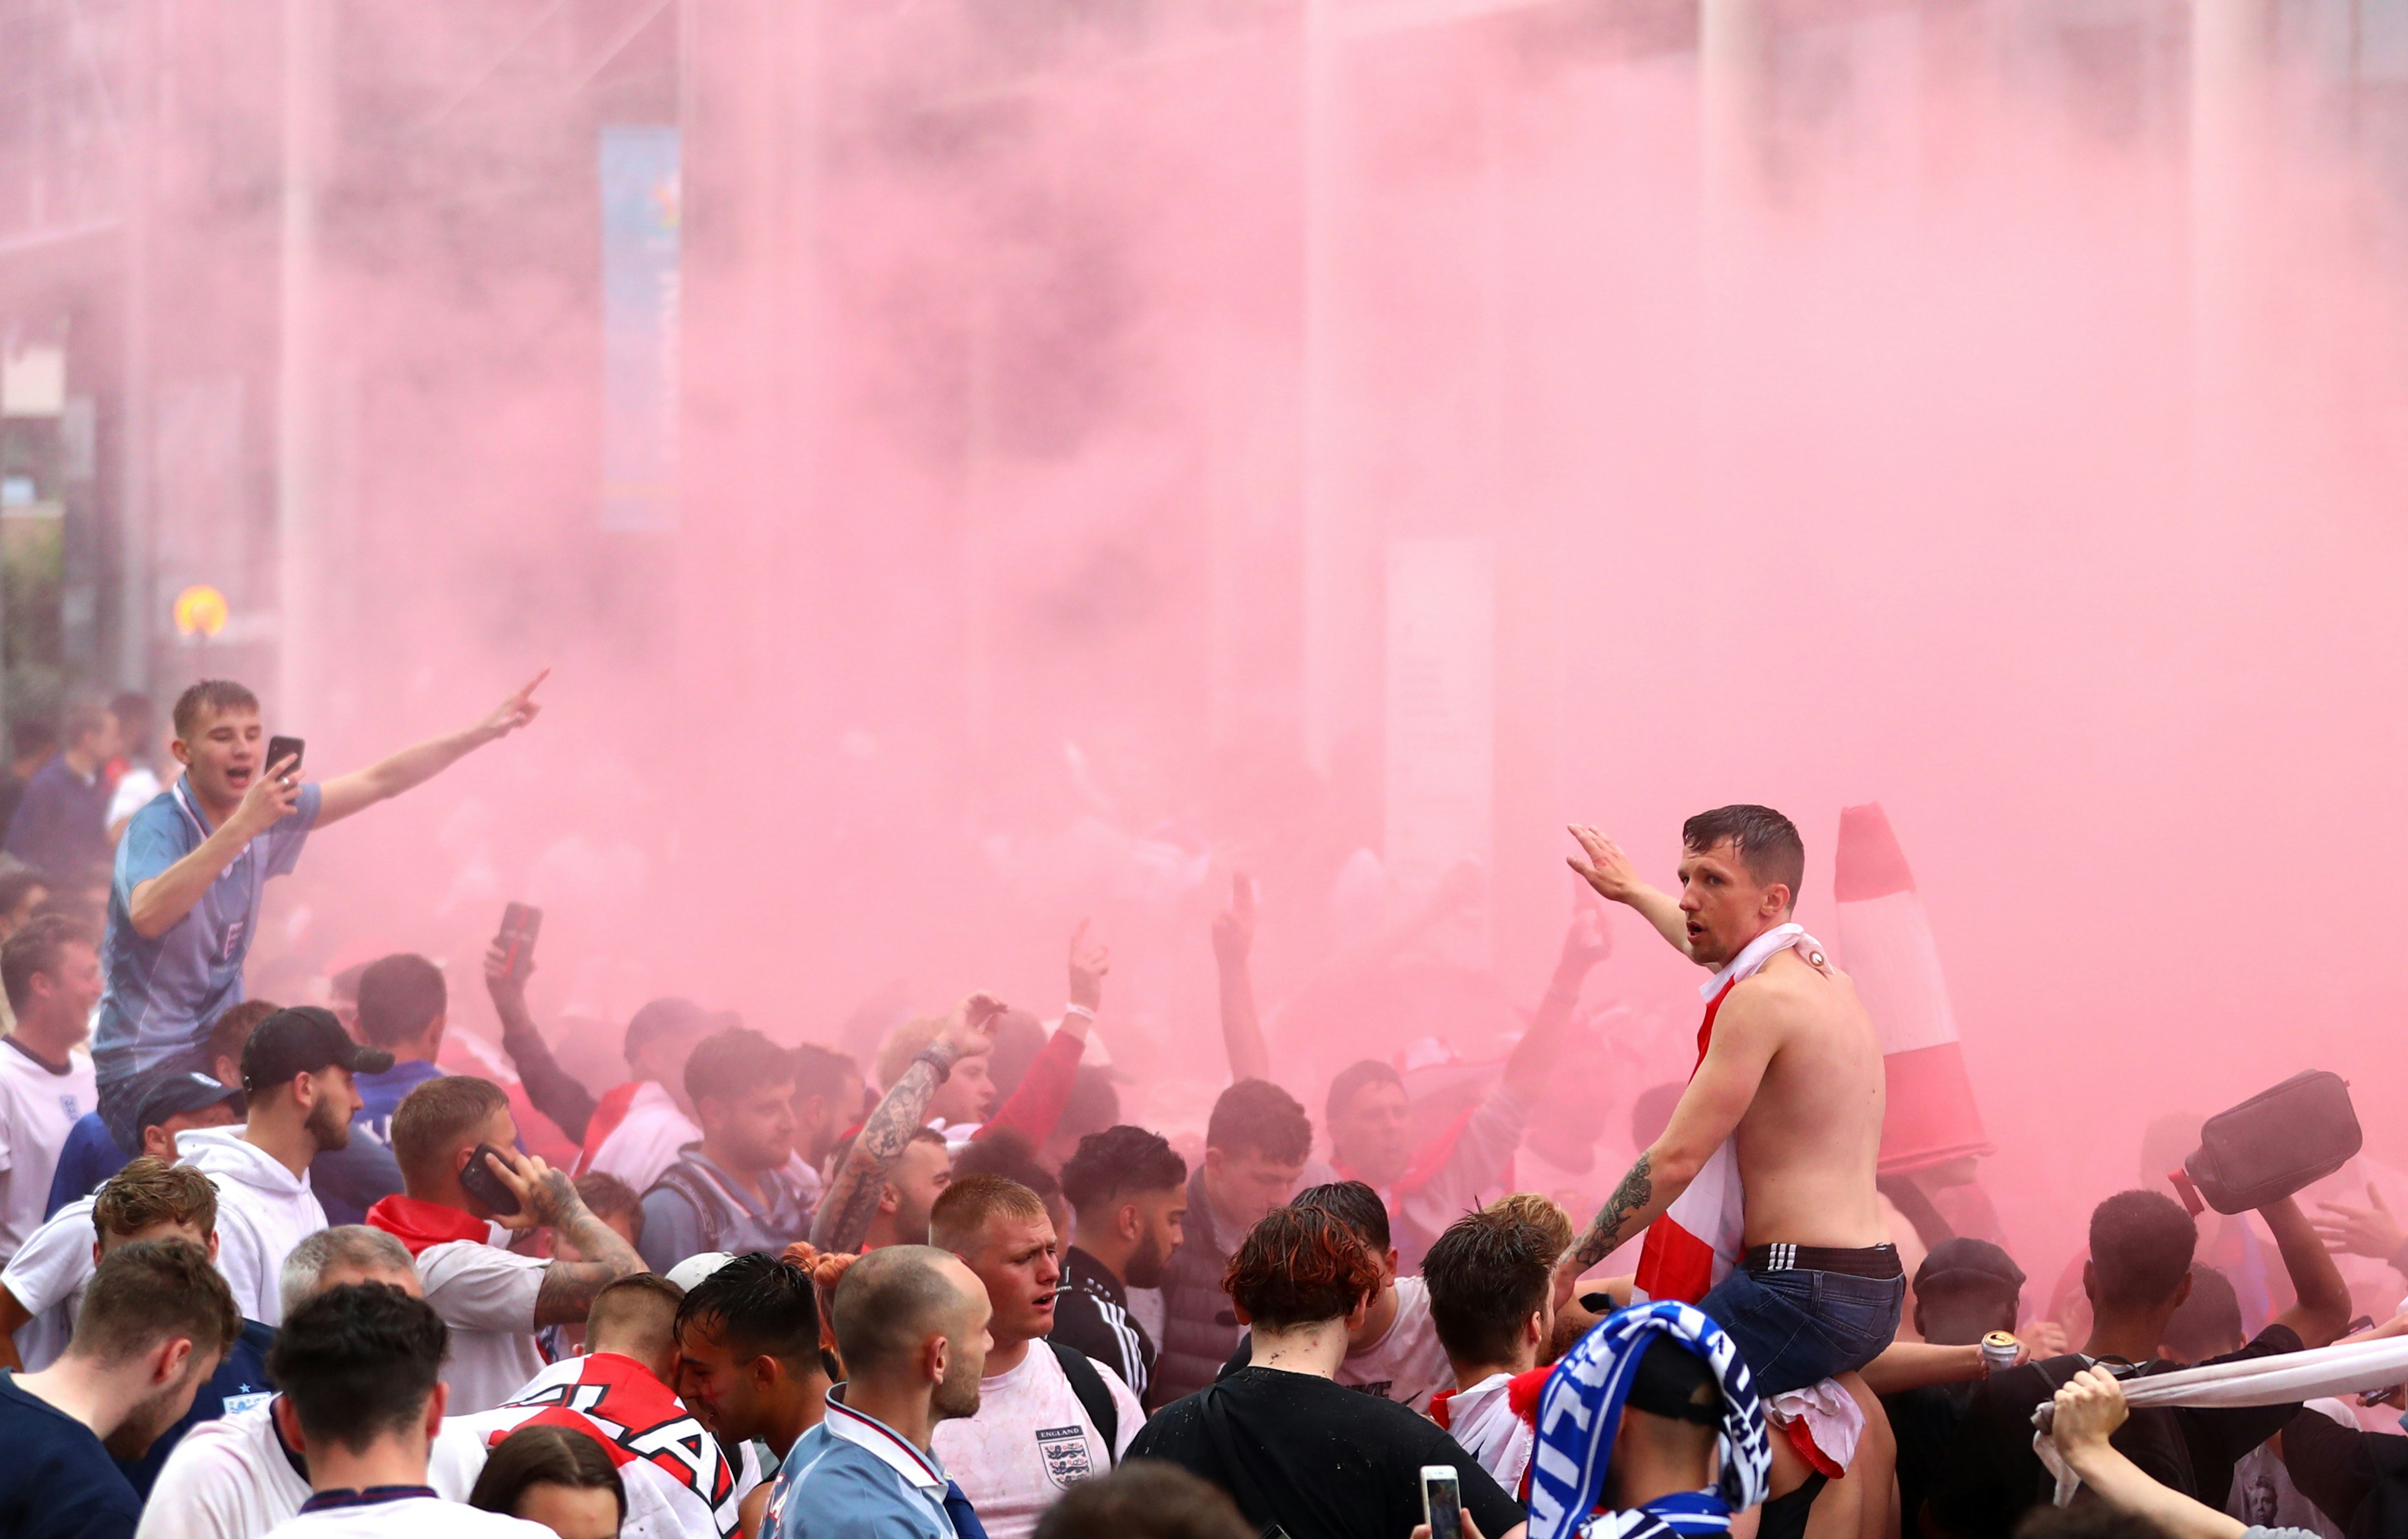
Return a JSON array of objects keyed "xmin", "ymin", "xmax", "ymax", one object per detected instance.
[{"xmin": 1553, "ymin": 804, "xmax": 1900, "ymax": 1395}]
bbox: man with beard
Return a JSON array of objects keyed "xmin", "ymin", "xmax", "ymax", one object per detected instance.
[
  {"xmin": 179, "ymin": 1007, "xmax": 390, "ymax": 1323},
  {"xmin": 765, "ymin": 1245, "xmax": 993, "ymax": 1539},
  {"xmin": 639, "ymin": 1027, "xmax": 811, "ymax": 1271},
  {"xmin": 1054, "ymin": 1126, "xmax": 1186, "ymax": 1402},
  {"xmin": 0, "ymin": 1238, "xmax": 241, "ymax": 1539}
]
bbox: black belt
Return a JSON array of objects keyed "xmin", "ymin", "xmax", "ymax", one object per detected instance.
[{"xmin": 1743, "ymin": 1243, "xmax": 1903, "ymax": 1280}]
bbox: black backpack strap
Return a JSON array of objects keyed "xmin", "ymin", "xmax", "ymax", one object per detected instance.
[
  {"xmin": 1048, "ymin": 1340, "xmax": 1118, "ymax": 1466},
  {"xmin": 648, "ymin": 1162, "xmax": 727, "ymax": 1254}
]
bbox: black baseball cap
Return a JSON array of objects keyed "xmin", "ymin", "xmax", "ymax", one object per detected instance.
[
  {"xmin": 1913, "ymin": 1237, "xmax": 2026, "ymax": 1302},
  {"xmin": 134, "ymin": 1071, "xmax": 243, "ymax": 1133},
  {"xmin": 240, "ymin": 1005, "xmax": 394, "ymax": 1094}
]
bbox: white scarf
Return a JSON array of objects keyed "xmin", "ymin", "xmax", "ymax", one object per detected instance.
[{"xmin": 2036, "ymin": 1334, "xmax": 2408, "ymax": 1503}]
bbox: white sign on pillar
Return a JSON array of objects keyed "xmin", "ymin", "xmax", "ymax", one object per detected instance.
[{"xmin": 1385, "ymin": 536, "xmax": 1494, "ymax": 962}]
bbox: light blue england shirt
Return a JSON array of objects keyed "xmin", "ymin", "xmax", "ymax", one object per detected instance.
[
  {"xmin": 93, "ymin": 775, "xmax": 321, "ymax": 1079},
  {"xmin": 764, "ymin": 1396, "xmax": 961, "ymax": 1539}
]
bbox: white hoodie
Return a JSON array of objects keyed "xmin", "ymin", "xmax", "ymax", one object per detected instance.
[{"xmin": 176, "ymin": 1126, "xmax": 327, "ymax": 1324}]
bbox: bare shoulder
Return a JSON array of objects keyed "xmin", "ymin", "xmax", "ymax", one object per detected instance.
[{"xmin": 1722, "ymin": 950, "xmax": 1866, "ymax": 1027}]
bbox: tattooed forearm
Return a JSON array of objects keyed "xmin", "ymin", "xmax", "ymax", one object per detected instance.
[
  {"xmin": 534, "ymin": 1194, "xmax": 645, "ymax": 1326},
  {"xmin": 808, "ymin": 1050, "xmax": 955, "ymax": 1254},
  {"xmin": 1575, "ymin": 1153, "xmax": 1654, "ymax": 1269}
]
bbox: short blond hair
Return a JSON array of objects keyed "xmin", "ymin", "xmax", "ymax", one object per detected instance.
[
  {"xmin": 874, "ymin": 1015, "xmax": 949, "ymax": 1092},
  {"xmin": 929, "ymin": 1175, "xmax": 1047, "ymax": 1253},
  {"xmin": 1484, "ymin": 1192, "xmax": 1574, "ymax": 1257}
]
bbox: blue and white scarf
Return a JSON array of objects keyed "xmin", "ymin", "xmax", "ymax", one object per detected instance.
[{"xmin": 1528, "ymin": 1301, "xmax": 1773, "ymax": 1539}]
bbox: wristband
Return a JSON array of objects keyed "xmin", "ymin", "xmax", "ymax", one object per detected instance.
[
  {"xmin": 1062, "ymin": 1002, "xmax": 1096, "ymax": 1022},
  {"xmin": 1544, "ymin": 985, "xmax": 1580, "ymax": 1008},
  {"xmin": 911, "ymin": 1047, "xmax": 954, "ymax": 1081}
]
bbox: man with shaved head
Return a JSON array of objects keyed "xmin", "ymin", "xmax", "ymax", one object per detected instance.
[{"xmin": 765, "ymin": 1244, "xmax": 993, "ymax": 1539}]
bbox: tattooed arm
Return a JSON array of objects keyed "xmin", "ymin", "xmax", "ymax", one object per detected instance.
[
  {"xmin": 476, "ymin": 1148, "xmax": 647, "ymax": 1327},
  {"xmin": 809, "ymin": 995, "xmax": 1003, "ymax": 1255},
  {"xmin": 1551, "ymin": 985, "xmax": 1782, "ymax": 1302}
]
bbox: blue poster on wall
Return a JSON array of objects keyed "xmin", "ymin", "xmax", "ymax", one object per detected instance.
[{"xmin": 600, "ymin": 125, "xmax": 681, "ymax": 532}]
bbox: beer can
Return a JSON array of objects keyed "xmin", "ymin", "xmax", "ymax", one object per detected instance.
[{"xmin": 1982, "ymin": 1331, "xmax": 2019, "ymax": 1372}]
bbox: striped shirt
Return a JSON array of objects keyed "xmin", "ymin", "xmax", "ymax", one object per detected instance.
[{"xmin": 1051, "ymin": 1246, "xmax": 1154, "ymax": 1402}]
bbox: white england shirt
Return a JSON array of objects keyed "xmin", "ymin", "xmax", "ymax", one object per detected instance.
[{"xmin": 0, "ymin": 1037, "xmax": 93, "ymax": 1264}]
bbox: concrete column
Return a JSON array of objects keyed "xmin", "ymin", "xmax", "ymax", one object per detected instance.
[{"xmin": 276, "ymin": 0, "xmax": 329, "ymax": 719}]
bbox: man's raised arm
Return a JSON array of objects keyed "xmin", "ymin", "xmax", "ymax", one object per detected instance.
[
  {"xmin": 127, "ymin": 761, "xmax": 304, "ymax": 938},
  {"xmin": 1552, "ymin": 985, "xmax": 1781, "ymax": 1300},
  {"xmin": 2263, "ymin": 1193, "xmax": 2353, "ymax": 1349},
  {"xmin": 808, "ymin": 995, "xmax": 1000, "ymax": 1255},
  {"xmin": 481, "ymin": 1147, "xmax": 648, "ymax": 1326},
  {"xmin": 1501, "ymin": 899, "xmax": 1612, "ymax": 1103},
  {"xmin": 1567, "ymin": 825, "xmax": 1692, "ymax": 958},
  {"xmin": 1212, "ymin": 873, "xmax": 1270, "ymax": 1084},
  {"xmin": 314, "ymin": 670, "xmax": 547, "ymax": 828}
]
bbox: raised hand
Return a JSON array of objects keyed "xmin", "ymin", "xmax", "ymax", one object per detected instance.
[
  {"xmin": 482, "ymin": 938, "xmax": 533, "ymax": 997},
  {"xmin": 1067, "ymin": 920, "xmax": 1109, "ymax": 1012},
  {"xmin": 2315, "ymin": 1185, "xmax": 2407, "ymax": 1262},
  {"xmin": 1212, "ymin": 872, "xmax": 1255, "ymax": 969},
  {"xmin": 937, "ymin": 993, "xmax": 1006, "ymax": 1062},
  {"xmin": 477, "ymin": 669, "xmax": 549, "ymax": 743},
  {"xmin": 1566, "ymin": 826, "xmax": 1646, "ymax": 905}
]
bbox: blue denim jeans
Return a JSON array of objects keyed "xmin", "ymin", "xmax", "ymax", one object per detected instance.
[{"xmin": 1698, "ymin": 1263, "xmax": 1906, "ymax": 1395}]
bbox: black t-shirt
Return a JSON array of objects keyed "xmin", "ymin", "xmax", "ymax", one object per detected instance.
[
  {"xmin": 1885, "ymin": 1382, "xmax": 1977, "ymax": 1539},
  {"xmin": 1923, "ymin": 1325, "xmax": 2306, "ymax": 1539},
  {"xmin": 1128, "ymin": 1365, "xmax": 1522, "ymax": 1539},
  {"xmin": 0, "ymin": 1372, "xmax": 144, "ymax": 1539}
]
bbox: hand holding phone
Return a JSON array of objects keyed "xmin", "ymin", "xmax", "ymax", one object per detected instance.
[
  {"xmin": 459, "ymin": 1142, "xmax": 525, "ymax": 1219},
  {"xmin": 494, "ymin": 902, "xmax": 542, "ymax": 985},
  {"xmin": 266, "ymin": 736, "xmax": 305, "ymax": 783},
  {"xmin": 1420, "ymin": 1466, "xmax": 1463, "ymax": 1539}
]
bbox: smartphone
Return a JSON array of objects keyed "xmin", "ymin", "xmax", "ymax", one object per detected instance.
[
  {"xmin": 458, "ymin": 1142, "xmax": 523, "ymax": 1218},
  {"xmin": 1420, "ymin": 1466, "xmax": 1463, "ymax": 1539},
  {"xmin": 265, "ymin": 735, "xmax": 305, "ymax": 782},
  {"xmin": 496, "ymin": 902, "xmax": 543, "ymax": 983}
]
